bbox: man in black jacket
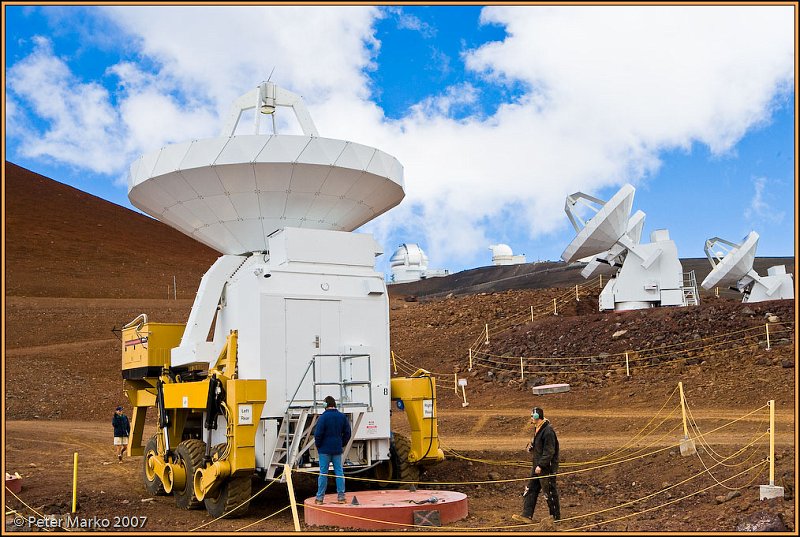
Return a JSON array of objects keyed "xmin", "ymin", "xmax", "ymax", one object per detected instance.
[{"xmin": 513, "ymin": 406, "xmax": 560, "ymax": 523}]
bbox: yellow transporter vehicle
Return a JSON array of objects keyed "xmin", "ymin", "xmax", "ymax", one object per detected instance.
[
  {"xmin": 122, "ymin": 316, "xmax": 444, "ymax": 517},
  {"xmin": 120, "ymin": 82, "xmax": 444, "ymax": 518}
]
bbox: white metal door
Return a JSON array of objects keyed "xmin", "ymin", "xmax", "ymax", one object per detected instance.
[{"xmin": 284, "ymin": 299, "xmax": 341, "ymax": 403}]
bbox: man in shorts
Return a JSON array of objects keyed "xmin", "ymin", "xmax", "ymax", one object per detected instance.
[{"xmin": 112, "ymin": 406, "xmax": 130, "ymax": 462}]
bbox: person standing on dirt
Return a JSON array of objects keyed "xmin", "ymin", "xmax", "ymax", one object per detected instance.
[
  {"xmin": 314, "ymin": 396, "xmax": 352, "ymax": 504},
  {"xmin": 513, "ymin": 406, "xmax": 561, "ymax": 523},
  {"xmin": 112, "ymin": 406, "xmax": 130, "ymax": 463}
]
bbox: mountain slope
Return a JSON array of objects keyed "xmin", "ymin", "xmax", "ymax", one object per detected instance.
[{"xmin": 4, "ymin": 162, "xmax": 219, "ymax": 298}]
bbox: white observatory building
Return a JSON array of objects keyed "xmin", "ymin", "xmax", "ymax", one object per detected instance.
[
  {"xmin": 389, "ymin": 243, "xmax": 449, "ymax": 283},
  {"xmin": 489, "ymin": 244, "xmax": 526, "ymax": 266}
]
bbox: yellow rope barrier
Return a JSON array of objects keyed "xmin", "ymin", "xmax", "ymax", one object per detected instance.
[
  {"xmin": 189, "ymin": 475, "xmax": 279, "ymax": 531},
  {"xmin": 5, "ymin": 488, "xmax": 64, "ymax": 532},
  {"xmin": 562, "ymin": 462, "xmax": 768, "ymax": 532},
  {"xmin": 234, "ymin": 504, "xmax": 292, "ymax": 532}
]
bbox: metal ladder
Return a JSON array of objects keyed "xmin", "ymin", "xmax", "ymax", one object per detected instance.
[
  {"xmin": 266, "ymin": 406, "xmax": 318, "ymax": 481},
  {"xmin": 265, "ymin": 353, "xmax": 373, "ymax": 482},
  {"xmin": 682, "ymin": 270, "xmax": 700, "ymax": 306}
]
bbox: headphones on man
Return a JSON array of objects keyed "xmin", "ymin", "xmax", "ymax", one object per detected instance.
[{"xmin": 532, "ymin": 407, "xmax": 543, "ymax": 420}]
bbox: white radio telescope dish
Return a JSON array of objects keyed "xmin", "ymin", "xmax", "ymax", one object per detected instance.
[
  {"xmin": 701, "ymin": 231, "xmax": 794, "ymax": 303},
  {"xmin": 561, "ymin": 184, "xmax": 635, "ymax": 264},
  {"xmin": 561, "ymin": 183, "xmax": 697, "ymax": 311},
  {"xmin": 580, "ymin": 209, "xmax": 646, "ymax": 279},
  {"xmin": 128, "ymin": 82, "xmax": 404, "ymax": 255},
  {"xmin": 701, "ymin": 232, "xmax": 759, "ymax": 289}
]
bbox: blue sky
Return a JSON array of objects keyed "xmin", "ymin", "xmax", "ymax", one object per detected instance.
[{"xmin": 5, "ymin": 5, "xmax": 796, "ymax": 279}]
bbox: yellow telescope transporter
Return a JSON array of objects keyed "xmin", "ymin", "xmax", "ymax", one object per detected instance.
[{"xmin": 120, "ymin": 81, "xmax": 443, "ymax": 519}]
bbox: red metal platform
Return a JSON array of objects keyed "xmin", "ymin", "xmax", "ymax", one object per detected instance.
[{"xmin": 303, "ymin": 489, "xmax": 469, "ymax": 530}]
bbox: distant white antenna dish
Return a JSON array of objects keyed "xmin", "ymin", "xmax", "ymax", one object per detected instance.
[
  {"xmin": 581, "ymin": 210, "xmax": 645, "ymax": 279},
  {"xmin": 701, "ymin": 231, "xmax": 794, "ymax": 302},
  {"xmin": 561, "ymin": 184, "xmax": 697, "ymax": 311},
  {"xmin": 561, "ymin": 184, "xmax": 634, "ymax": 263}
]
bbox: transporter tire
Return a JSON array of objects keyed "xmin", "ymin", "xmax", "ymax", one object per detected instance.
[
  {"xmin": 390, "ymin": 433, "xmax": 420, "ymax": 486},
  {"xmin": 142, "ymin": 435, "xmax": 167, "ymax": 496},
  {"xmin": 203, "ymin": 444, "xmax": 251, "ymax": 518},
  {"xmin": 372, "ymin": 460, "xmax": 393, "ymax": 489},
  {"xmin": 173, "ymin": 439, "xmax": 206, "ymax": 509},
  {"xmin": 204, "ymin": 476, "xmax": 252, "ymax": 519}
]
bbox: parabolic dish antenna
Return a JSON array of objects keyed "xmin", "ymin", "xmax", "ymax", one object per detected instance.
[
  {"xmin": 580, "ymin": 209, "xmax": 646, "ymax": 279},
  {"xmin": 561, "ymin": 184, "xmax": 635, "ymax": 263},
  {"xmin": 128, "ymin": 82, "xmax": 404, "ymax": 255},
  {"xmin": 701, "ymin": 231, "xmax": 759, "ymax": 290}
]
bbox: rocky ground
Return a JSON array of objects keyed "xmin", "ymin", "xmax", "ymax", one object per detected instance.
[{"xmin": 4, "ymin": 290, "xmax": 796, "ymax": 532}]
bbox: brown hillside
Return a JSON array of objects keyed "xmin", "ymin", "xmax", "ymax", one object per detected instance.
[{"xmin": 4, "ymin": 162, "xmax": 219, "ymax": 298}]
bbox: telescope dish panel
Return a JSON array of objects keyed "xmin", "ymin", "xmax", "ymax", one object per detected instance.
[
  {"xmin": 297, "ymin": 137, "xmax": 347, "ymax": 166},
  {"xmin": 215, "ymin": 135, "xmax": 270, "ymax": 166},
  {"xmin": 254, "ymin": 135, "xmax": 310, "ymax": 164},
  {"xmin": 701, "ymin": 231, "xmax": 759, "ymax": 289},
  {"xmin": 287, "ymin": 162, "xmax": 330, "ymax": 194},
  {"xmin": 181, "ymin": 137, "xmax": 230, "ymax": 169},
  {"xmin": 254, "ymin": 163, "xmax": 293, "ymax": 193},
  {"xmin": 151, "ymin": 141, "xmax": 193, "ymax": 178},
  {"xmin": 561, "ymin": 184, "xmax": 635, "ymax": 263},
  {"xmin": 284, "ymin": 192, "xmax": 315, "ymax": 219},
  {"xmin": 627, "ymin": 210, "xmax": 646, "ymax": 245},
  {"xmin": 335, "ymin": 142, "xmax": 377, "ymax": 171},
  {"xmin": 367, "ymin": 150, "xmax": 403, "ymax": 183},
  {"xmin": 364, "ymin": 186, "xmax": 404, "ymax": 212}
]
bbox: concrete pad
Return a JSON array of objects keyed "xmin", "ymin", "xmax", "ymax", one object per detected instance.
[
  {"xmin": 532, "ymin": 383, "xmax": 570, "ymax": 395},
  {"xmin": 759, "ymin": 484, "xmax": 784, "ymax": 500},
  {"xmin": 304, "ymin": 489, "xmax": 468, "ymax": 530}
]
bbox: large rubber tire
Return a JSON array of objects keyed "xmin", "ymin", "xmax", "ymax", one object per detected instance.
[
  {"xmin": 203, "ymin": 444, "xmax": 251, "ymax": 519},
  {"xmin": 204, "ymin": 476, "xmax": 252, "ymax": 519},
  {"xmin": 372, "ymin": 459, "xmax": 393, "ymax": 489},
  {"xmin": 390, "ymin": 433, "xmax": 420, "ymax": 485},
  {"xmin": 173, "ymin": 439, "xmax": 206, "ymax": 509},
  {"xmin": 142, "ymin": 435, "xmax": 167, "ymax": 496}
]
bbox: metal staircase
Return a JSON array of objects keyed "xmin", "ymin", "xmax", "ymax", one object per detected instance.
[
  {"xmin": 682, "ymin": 270, "xmax": 700, "ymax": 306},
  {"xmin": 266, "ymin": 406, "xmax": 318, "ymax": 481},
  {"xmin": 265, "ymin": 353, "xmax": 373, "ymax": 482}
]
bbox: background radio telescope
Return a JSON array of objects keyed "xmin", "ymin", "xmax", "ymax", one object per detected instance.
[
  {"xmin": 561, "ymin": 184, "xmax": 698, "ymax": 311},
  {"xmin": 701, "ymin": 231, "xmax": 794, "ymax": 303}
]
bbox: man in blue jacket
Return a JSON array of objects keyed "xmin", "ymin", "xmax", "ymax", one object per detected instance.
[{"xmin": 314, "ymin": 396, "xmax": 352, "ymax": 504}]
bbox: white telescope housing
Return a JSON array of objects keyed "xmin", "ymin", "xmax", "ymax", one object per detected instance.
[
  {"xmin": 561, "ymin": 184, "xmax": 698, "ymax": 311},
  {"xmin": 127, "ymin": 82, "xmax": 405, "ymax": 480},
  {"xmin": 389, "ymin": 243, "xmax": 449, "ymax": 283},
  {"xmin": 701, "ymin": 231, "xmax": 794, "ymax": 302},
  {"xmin": 489, "ymin": 244, "xmax": 526, "ymax": 266}
]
